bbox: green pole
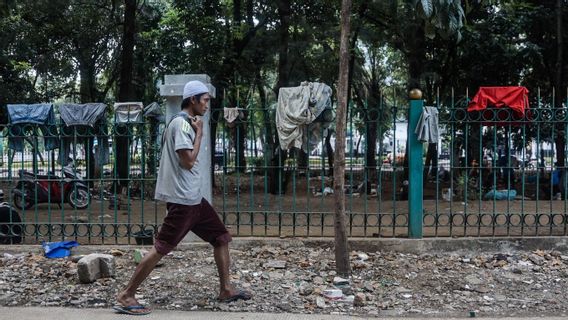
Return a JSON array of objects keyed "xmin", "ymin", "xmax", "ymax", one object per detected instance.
[{"xmin": 408, "ymin": 89, "xmax": 423, "ymax": 238}]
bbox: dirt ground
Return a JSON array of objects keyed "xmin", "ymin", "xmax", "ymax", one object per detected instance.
[{"xmin": 1, "ymin": 172, "xmax": 567, "ymax": 244}]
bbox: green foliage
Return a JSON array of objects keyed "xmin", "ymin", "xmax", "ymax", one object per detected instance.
[{"xmin": 0, "ymin": 0, "xmax": 566, "ymax": 158}]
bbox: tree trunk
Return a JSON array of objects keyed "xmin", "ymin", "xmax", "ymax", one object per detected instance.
[
  {"xmin": 115, "ymin": 0, "xmax": 137, "ymax": 193},
  {"xmin": 554, "ymin": 0, "xmax": 565, "ymax": 191},
  {"xmin": 334, "ymin": 0, "xmax": 352, "ymax": 278},
  {"xmin": 78, "ymin": 62, "xmax": 97, "ymax": 103},
  {"xmin": 118, "ymin": 0, "xmax": 136, "ymax": 101},
  {"xmin": 78, "ymin": 60, "xmax": 97, "ymax": 187},
  {"xmin": 274, "ymin": 0, "xmax": 291, "ymax": 94},
  {"xmin": 268, "ymin": 0, "xmax": 291, "ymax": 194}
]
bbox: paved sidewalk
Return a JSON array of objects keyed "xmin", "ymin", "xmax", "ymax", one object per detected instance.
[{"xmin": 0, "ymin": 307, "xmax": 564, "ymax": 320}]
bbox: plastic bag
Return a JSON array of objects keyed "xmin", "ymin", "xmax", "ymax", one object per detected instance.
[{"xmin": 42, "ymin": 241, "xmax": 79, "ymax": 258}]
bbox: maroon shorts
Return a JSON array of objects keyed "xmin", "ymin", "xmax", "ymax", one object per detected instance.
[{"xmin": 154, "ymin": 198, "xmax": 232, "ymax": 255}]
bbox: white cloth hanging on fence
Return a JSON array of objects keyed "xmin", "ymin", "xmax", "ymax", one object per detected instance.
[
  {"xmin": 415, "ymin": 106, "xmax": 439, "ymax": 144},
  {"xmin": 113, "ymin": 102, "xmax": 144, "ymax": 123},
  {"xmin": 276, "ymin": 82, "xmax": 332, "ymax": 151},
  {"xmin": 223, "ymin": 107, "xmax": 243, "ymax": 124}
]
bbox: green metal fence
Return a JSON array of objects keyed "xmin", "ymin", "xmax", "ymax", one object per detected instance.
[
  {"xmin": 1, "ymin": 89, "xmax": 567, "ymax": 244},
  {"xmin": 424, "ymin": 89, "xmax": 568, "ymax": 237}
]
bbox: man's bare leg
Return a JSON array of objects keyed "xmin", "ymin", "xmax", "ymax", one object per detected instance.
[
  {"xmin": 116, "ymin": 247, "xmax": 164, "ymax": 313},
  {"xmin": 214, "ymin": 243, "xmax": 236, "ymax": 299},
  {"xmin": 214, "ymin": 243, "xmax": 253, "ymax": 302}
]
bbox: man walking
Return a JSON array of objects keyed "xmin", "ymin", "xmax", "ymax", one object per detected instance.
[{"xmin": 114, "ymin": 80, "xmax": 251, "ymax": 315}]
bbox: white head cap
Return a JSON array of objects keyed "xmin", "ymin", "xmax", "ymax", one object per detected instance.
[{"xmin": 182, "ymin": 80, "xmax": 209, "ymax": 100}]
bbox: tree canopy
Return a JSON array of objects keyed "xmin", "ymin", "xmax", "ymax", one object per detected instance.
[{"xmin": 0, "ymin": 0, "xmax": 566, "ymax": 159}]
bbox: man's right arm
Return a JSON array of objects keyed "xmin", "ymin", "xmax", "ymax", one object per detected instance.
[
  {"xmin": 177, "ymin": 133, "xmax": 202, "ymax": 170},
  {"xmin": 176, "ymin": 118, "xmax": 203, "ymax": 170}
]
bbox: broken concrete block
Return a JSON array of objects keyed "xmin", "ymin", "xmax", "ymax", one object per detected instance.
[{"xmin": 77, "ymin": 254, "xmax": 115, "ymax": 283}]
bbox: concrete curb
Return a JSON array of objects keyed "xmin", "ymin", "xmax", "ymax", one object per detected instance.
[
  {"xmin": 2, "ymin": 236, "xmax": 568, "ymax": 255},
  {"xmin": 3, "ymin": 307, "xmax": 566, "ymax": 320}
]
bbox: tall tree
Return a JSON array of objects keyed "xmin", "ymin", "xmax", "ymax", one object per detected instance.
[
  {"xmin": 554, "ymin": 0, "xmax": 565, "ymax": 193},
  {"xmin": 334, "ymin": 0, "xmax": 352, "ymax": 278},
  {"xmin": 118, "ymin": 0, "xmax": 137, "ymax": 101},
  {"xmin": 116, "ymin": 0, "xmax": 138, "ymax": 193}
]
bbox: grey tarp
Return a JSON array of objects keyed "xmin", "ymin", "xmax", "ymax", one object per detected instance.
[
  {"xmin": 415, "ymin": 106, "xmax": 439, "ymax": 144},
  {"xmin": 59, "ymin": 103, "xmax": 107, "ymax": 126},
  {"xmin": 276, "ymin": 82, "xmax": 332, "ymax": 151},
  {"xmin": 58, "ymin": 103, "xmax": 109, "ymax": 165},
  {"xmin": 144, "ymin": 102, "xmax": 164, "ymax": 122}
]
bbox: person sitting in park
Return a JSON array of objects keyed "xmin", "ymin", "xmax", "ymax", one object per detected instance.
[{"xmin": 539, "ymin": 164, "xmax": 562, "ymax": 200}]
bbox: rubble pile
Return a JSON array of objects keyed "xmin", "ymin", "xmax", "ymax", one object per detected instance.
[{"xmin": 1, "ymin": 246, "xmax": 567, "ymax": 317}]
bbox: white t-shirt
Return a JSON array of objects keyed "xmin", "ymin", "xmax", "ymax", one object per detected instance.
[{"xmin": 154, "ymin": 115, "xmax": 202, "ymax": 205}]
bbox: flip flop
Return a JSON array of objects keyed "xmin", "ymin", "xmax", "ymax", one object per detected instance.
[
  {"xmin": 112, "ymin": 304, "xmax": 152, "ymax": 315},
  {"xmin": 218, "ymin": 290, "xmax": 252, "ymax": 303}
]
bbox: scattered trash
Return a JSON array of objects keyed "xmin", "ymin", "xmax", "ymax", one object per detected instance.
[
  {"xmin": 356, "ymin": 253, "xmax": 369, "ymax": 261},
  {"xmin": 333, "ymin": 276, "xmax": 350, "ymax": 286},
  {"xmin": 263, "ymin": 260, "xmax": 287, "ymax": 269},
  {"xmin": 110, "ymin": 249, "xmax": 125, "ymax": 256},
  {"xmin": 134, "ymin": 249, "xmax": 148, "ymax": 264},
  {"xmin": 42, "ymin": 241, "xmax": 79, "ymax": 258},
  {"xmin": 133, "ymin": 249, "xmax": 163, "ymax": 266},
  {"xmin": 322, "ymin": 288, "xmax": 343, "ymax": 300},
  {"xmin": 316, "ymin": 296, "xmax": 326, "ymax": 308}
]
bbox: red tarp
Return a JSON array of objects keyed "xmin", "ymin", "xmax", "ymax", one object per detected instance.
[{"xmin": 467, "ymin": 87, "xmax": 529, "ymax": 125}]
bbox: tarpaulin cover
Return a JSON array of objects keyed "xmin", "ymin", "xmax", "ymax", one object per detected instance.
[
  {"xmin": 467, "ymin": 87, "xmax": 530, "ymax": 125},
  {"xmin": 7, "ymin": 104, "xmax": 54, "ymax": 125},
  {"xmin": 7, "ymin": 104, "xmax": 58, "ymax": 151},
  {"xmin": 59, "ymin": 103, "xmax": 107, "ymax": 127},
  {"xmin": 144, "ymin": 102, "xmax": 164, "ymax": 122}
]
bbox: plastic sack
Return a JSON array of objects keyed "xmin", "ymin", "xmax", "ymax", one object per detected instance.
[{"xmin": 42, "ymin": 240, "xmax": 79, "ymax": 258}]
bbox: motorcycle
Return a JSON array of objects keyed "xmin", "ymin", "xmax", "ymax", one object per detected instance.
[{"xmin": 12, "ymin": 163, "xmax": 90, "ymax": 210}]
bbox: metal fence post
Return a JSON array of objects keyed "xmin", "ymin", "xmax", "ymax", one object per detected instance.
[{"xmin": 408, "ymin": 89, "xmax": 423, "ymax": 238}]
